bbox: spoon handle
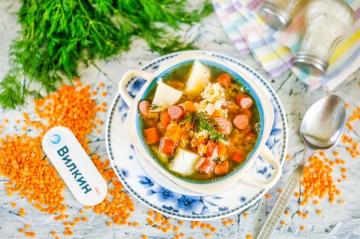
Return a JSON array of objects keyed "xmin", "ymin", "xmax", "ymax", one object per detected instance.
[{"xmin": 256, "ymin": 165, "xmax": 304, "ymax": 239}]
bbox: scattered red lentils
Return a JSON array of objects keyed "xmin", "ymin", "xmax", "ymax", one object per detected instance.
[
  {"xmin": 0, "ymin": 82, "xmax": 137, "ymax": 238},
  {"xmin": 24, "ymin": 231, "xmax": 36, "ymax": 237},
  {"xmin": 221, "ymin": 218, "xmax": 234, "ymax": 227},
  {"xmin": 301, "ymin": 154, "xmax": 340, "ymax": 205}
]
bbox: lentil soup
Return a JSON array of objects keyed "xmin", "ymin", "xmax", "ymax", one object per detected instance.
[{"xmin": 138, "ymin": 61, "xmax": 261, "ymax": 181}]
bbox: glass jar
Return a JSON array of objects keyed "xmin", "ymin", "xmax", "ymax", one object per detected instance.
[
  {"xmin": 259, "ymin": 0, "xmax": 309, "ymax": 30},
  {"xmin": 294, "ymin": 0, "xmax": 354, "ymax": 76}
]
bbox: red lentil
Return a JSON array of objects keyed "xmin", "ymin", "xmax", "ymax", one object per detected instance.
[
  {"xmin": 19, "ymin": 208, "xmax": 26, "ymax": 217},
  {"xmin": 264, "ymin": 193, "xmax": 272, "ymax": 199},
  {"xmin": 25, "ymin": 231, "xmax": 36, "ymax": 237},
  {"xmin": 315, "ymin": 209, "xmax": 322, "ymax": 215},
  {"xmin": 245, "ymin": 233, "xmax": 253, "ymax": 239}
]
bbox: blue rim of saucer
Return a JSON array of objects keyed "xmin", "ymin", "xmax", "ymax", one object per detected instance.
[{"xmin": 105, "ymin": 50, "xmax": 288, "ymax": 220}]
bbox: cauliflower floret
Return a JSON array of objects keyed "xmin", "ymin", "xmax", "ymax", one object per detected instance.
[
  {"xmin": 196, "ymin": 98, "xmax": 228, "ymax": 117},
  {"xmin": 196, "ymin": 83, "xmax": 228, "ymax": 116},
  {"xmin": 201, "ymin": 83, "xmax": 225, "ymax": 103}
]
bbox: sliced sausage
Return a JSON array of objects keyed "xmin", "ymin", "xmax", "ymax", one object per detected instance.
[
  {"xmin": 139, "ymin": 100, "xmax": 150, "ymax": 117},
  {"xmin": 159, "ymin": 138, "xmax": 176, "ymax": 155},
  {"xmin": 214, "ymin": 117, "xmax": 232, "ymax": 135},
  {"xmin": 214, "ymin": 161, "xmax": 230, "ymax": 175},
  {"xmin": 233, "ymin": 114, "xmax": 249, "ymax": 130},
  {"xmin": 198, "ymin": 158, "xmax": 216, "ymax": 174},
  {"xmin": 236, "ymin": 94, "xmax": 253, "ymax": 109},
  {"xmin": 217, "ymin": 73, "xmax": 232, "ymax": 88},
  {"xmin": 168, "ymin": 105, "xmax": 184, "ymax": 120},
  {"xmin": 205, "ymin": 142, "xmax": 218, "ymax": 158}
]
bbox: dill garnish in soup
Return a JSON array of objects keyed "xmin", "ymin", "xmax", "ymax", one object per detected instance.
[{"xmin": 138, "ymin": 61, "xmax": 260, "ymax": 181}]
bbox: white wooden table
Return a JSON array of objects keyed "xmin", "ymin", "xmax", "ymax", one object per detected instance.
[{"xmin": 1, "ymin": 1, "xmax": 359, "ymax": 238}]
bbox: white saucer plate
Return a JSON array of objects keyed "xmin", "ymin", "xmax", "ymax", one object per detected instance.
[{"xmin": 106, "ymin": 51, "xmax": 288, "ymax": 220}]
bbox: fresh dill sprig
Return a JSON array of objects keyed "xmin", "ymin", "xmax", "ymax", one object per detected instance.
[
  {"xmin": 150, "ymin": 104, "xmax": 160, "ymax": 111},
  {"xmin": 0, "ymin": 74, "xmax": 27, "ymax": 109},
  {"xmin": 182, "ymin": 112, "xmax": 227, "ymax": 142},
  {"xmin": 0, "ymin": 0, "xmax": 213, "ymax": 109}
]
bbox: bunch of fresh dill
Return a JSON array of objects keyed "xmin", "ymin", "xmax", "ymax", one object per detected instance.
[{"xmin": 0, "ymin": 0, "xmax": 212, "ymax": 109}]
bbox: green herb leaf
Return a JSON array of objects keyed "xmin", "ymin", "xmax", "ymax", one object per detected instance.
[
  {"xmin": 0, "ymin": 74, "xmax": 27, "ymax": 109},
  {"xmin": 182, "ymin": 112, "xmax": 227, "ymax": 142}
]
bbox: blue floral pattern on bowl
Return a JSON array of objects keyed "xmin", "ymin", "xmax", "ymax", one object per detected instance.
[{"xmin": 106, "ymin": 51, "xmax": 288, "ymax": 220}]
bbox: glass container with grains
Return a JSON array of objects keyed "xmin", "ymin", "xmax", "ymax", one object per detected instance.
[{"xmin": 294, "ymin": 0, "xmax": 354, "ymax": 76}]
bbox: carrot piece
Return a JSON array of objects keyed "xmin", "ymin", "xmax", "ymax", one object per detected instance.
[
  {"xmin": 143, "ymin": 128, "xmax": 160, "ymax": 144},
  {"xmin": 159, "ymin": 138, "xmax": 175, "ymax": 155},
  {"xmin": 183, "ymin": 101, "xmax": 196, "ymax": 113},
  {"xmin": 211, "ymin": 110, "xmax": 222, "ymax": 118},
  {"xmin": 160, "ymin": 111, "xmax": 171, "ymax": 129},
  {"xmin": 214, "ymin": 161, "xmax": 229, "ymax": 175},
  {"xmin": 217, "ymin": 73, "xmax": 232, "ymax": 88},
  {"xmin": 218, "ymin": 143, "xmax": 227, "ymax": 157},
  {"xmin": 231, "ymin": 149, "xmax": 246, "ymax": 163}
]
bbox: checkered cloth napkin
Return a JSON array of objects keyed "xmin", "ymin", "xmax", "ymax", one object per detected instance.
[{"xmin": 212, "ymin": 0, "xmax": 360, "ymax": 90}]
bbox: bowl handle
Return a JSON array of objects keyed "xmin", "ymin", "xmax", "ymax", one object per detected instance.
[
  {"xmin": 238, "ymin": 146, "xmax": 282, "ymax": 189},
  {"xmin": 118, "ymin": 69, "xmax": 154, "ymax": 106}
]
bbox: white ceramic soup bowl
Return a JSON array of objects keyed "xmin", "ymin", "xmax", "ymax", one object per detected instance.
[{"xmin": 118, "ymin": 52, "xmax": 282, "ymax": 195}]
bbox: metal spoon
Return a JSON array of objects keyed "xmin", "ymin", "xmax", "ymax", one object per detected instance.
[{"xmin": 257, "ymin": 95, "xmax": 346, "ymax": 239}]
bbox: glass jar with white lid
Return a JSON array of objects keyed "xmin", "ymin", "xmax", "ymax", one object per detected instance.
[
  {"xmin": 294, "ymin": 0, "xmax": 354, "ymax": 76},
  {"xmin": 259, "ymin": 0, "xmax": 309, "ymax": 30}
]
